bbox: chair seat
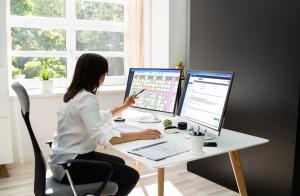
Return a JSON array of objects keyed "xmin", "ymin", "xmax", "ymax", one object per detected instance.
[{"xmin": 45, "ymin": 169, "xmax": 118, "ymax": 196}]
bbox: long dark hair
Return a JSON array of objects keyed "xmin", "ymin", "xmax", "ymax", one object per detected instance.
[{"xmin": 64, "ymin": 53, "xmax": 108, "ymax": 102}]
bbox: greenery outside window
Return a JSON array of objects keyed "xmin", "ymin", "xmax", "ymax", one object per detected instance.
[{"xmin": 9, "ymin": 0, "xmax": 125, "ymax": 89}]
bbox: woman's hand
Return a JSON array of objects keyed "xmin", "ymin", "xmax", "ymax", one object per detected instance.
[
  {"xmin": 123, "ymin": 95, "xmax": 136, "ymax": 108},
  {"xmin": 110, "ymin": 129, "xmax": 161, "ymax": 144},
  {"xmin": 138, "ymin": 129, "xmax": 161, "ymax": 140},
  {"xmin": 111, "ymin": 95, "xmax": 136, "ymax": 117}
]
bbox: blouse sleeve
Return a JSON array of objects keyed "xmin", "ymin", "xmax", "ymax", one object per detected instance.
[{"xmin": 76, "ymin": 93, "xmax": 120, "ymax": 146}]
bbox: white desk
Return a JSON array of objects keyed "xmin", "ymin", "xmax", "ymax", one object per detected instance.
[{"xmin": 112, "ymin": 110, "xmax": 269, "ymax": 196}]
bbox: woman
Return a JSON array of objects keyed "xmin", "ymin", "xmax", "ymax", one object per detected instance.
[{"xmin": 48, "ymin": 53, "xmax": 161, "ymax": 196}]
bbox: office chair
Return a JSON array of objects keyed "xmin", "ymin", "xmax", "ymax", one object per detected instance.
[{"xmin": 11, "ymin": 82, "xmax": 118, "ymax": 196}]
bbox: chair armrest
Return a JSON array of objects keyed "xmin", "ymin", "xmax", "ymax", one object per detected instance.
[
  {"xmin": 45, "ymin": 140, "xmax": 53, "ymax": 148},
  {"xmin": 58, "ymin": 159, "xmax": 115, "ymax": 196}
]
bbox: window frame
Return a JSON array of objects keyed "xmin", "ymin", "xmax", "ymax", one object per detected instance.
[{"xmin": 8, "ymin": 0, "xmax": 126, "ymax": 90}]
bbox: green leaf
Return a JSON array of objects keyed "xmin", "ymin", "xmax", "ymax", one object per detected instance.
[{"xmin": 39, "ymin": 69, "xmax": 51, "ymax": 80}]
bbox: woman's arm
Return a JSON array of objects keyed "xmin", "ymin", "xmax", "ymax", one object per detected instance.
[
  {"xmin": 111, "ymin": 95, "xmax": 135, "ymax": 117},
  {"xmin": 110, "ymin": 129, "xmax": 161, "ymax": 145}
]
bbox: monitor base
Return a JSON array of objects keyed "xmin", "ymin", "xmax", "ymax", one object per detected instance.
[
  {"xmin": 137, "ymin": 113, "xmax": 162, "ymax": 123},
  {"xmin": 138, "ymin": 117, "xmax": 162, "ymax": 123}
]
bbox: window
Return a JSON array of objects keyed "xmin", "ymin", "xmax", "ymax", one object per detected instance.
[{"xmin": 9, "ymin": 0, "xmax": 125, "ymax": 89}]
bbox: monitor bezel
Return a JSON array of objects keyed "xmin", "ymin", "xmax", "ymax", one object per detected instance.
[
  {"xmin": 177, "ymin": 70, "xmax": 235, "ymax": 133},
  {"xmin": 124, "ymin": 68, "xmax": 182, "ymax": 115}
]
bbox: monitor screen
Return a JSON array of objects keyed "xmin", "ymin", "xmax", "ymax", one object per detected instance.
[
  {"xmin": 124, "ymin": 68, "xmax": 181, "ymax": 114},
  {"xmin": 177, "ymin": 71, "xmax": 234, "ymax": 132}
]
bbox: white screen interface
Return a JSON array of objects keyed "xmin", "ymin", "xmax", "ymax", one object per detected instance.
[
  {"xmin": 128, "ymin": 69, "xmax": 181, "ymax": 113},
  {"xmin": 180, "ymin": 72, "xmax": 233, "ymax": 130}
]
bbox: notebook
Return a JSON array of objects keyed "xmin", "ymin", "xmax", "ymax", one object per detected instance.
[{"xmin": 127, "ymin": 141, "xmax": 189, "ymax": 161}]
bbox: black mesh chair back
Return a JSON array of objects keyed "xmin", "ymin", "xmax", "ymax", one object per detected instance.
[{"xmin": 11, "ymin": 82, "xmax": 46, "ymax": 195}]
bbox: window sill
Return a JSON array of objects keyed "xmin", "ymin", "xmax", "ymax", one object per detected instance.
[{"xmin": 9, "ymin": 85, "xmax": 126, "ymax": 99}]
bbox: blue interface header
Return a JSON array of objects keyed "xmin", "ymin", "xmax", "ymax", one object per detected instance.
[
  {"xmin": 187, "ymin": 71, "xmax": 233, "ymax": 78},
  {"xmin": 130, "ymin": 68, "xmax": 181, "ymax": 73}
]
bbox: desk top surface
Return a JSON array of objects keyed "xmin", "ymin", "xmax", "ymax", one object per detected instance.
[{"xmin": 111, "ymin": 109, "xmax": 269, "ymax": 169}]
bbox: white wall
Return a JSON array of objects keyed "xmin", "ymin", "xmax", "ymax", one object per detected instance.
[
  {"xmin": 0, "ymin": 69, "xmax": 13, "ymax": 164},
  {"xmin": 144, "ymin": 0, "xmax": 188, "ymax": 68},
  {"xmin": 0, "ymin": 0, "xmax": 13, "ymax": 165},
  {"xmin": 169, "ymin": 0, "xmax": 187, "ymax": 68},
  {"xmin": 150, "ymin": 0, "xmax": 170, "ymax": 67},
  {"xmin": 0, "ymin": 0, "xmax": 8, "ymax": 69}
]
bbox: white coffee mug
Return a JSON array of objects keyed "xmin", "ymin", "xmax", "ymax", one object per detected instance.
[{"xmin": 190, "ymin": 134, "xmax": 205, "ymax": 154}]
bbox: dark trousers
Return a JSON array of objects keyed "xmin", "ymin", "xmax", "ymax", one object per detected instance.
[{"xmin": 60, "ymin": 151, "xmax": 140, "ymax": 196}]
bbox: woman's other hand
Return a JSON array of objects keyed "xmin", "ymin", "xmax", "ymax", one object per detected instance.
[
  {"xmin": 138, "ymin": 129, "xmax": 161, "ymax": 140},
  {"xmin": 110, "ymin": 129, "xmax": 161, "ymax": 144}
]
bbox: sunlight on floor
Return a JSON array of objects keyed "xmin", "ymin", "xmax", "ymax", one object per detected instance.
[{"xmin": 129, "ymin": 181, "xmax": 183, "ymax": 196}]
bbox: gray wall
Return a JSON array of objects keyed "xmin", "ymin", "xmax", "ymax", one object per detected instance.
[{"xmin": 188, "ymin": 0, "xmax": 300, "ymax": 195}]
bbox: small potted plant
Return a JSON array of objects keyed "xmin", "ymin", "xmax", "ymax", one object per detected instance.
[
  {"xmin": 176, "ymin": 59, "xmax": 185, "ymax": 79},
  {"xmin": 40, "ymin": 68, "xmax": 53, "ymax": 93}
]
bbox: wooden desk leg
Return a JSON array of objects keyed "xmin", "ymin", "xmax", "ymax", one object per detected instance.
[
  {"xmin": 158, "ymin": 168, "xmax": 165, "ymax": 196},
  {"xmin": 229, "ymin": 151, "xmax": 248, "ymax": 196},
  {"xmin": 0, "ymin": 164, "xmax": 9, "ymax": 178},
  {"xmin": 135, "ymin": 160, "xmax": 140, "ymax": 173}
]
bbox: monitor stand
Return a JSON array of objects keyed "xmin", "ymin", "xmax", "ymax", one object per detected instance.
[
  {"xmin": 204, "ymin": 132, "xmax": 216, "ymax": 140},
  {"xmin": 137, "ymin": 113, "xmax": 162, "ymax": 123}
]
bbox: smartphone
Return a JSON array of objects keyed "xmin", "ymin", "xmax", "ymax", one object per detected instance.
[
  {"xmin": 133, "ymin": 89, "xmax": 146, "ymax": 97},
  {"xmin": 204, "ymin": 142, "xmax": 217, "ymax": 147}
]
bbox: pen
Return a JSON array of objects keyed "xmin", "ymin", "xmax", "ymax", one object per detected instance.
[
  {"xmin": 192, "ymin": 127, "xmax": 197, "ymax": 136},
  {"xmin": 188, "ymin": 127, "xmax": 194, "ymax": 135},
  {"xmin": 133, "ymin": 89, "xmax": 146, "ymax": 97},
  {"xmin": 197, "ymin": 125, "xmax": 201, "ymax": 136}
]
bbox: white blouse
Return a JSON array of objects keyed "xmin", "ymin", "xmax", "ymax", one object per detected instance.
[{"xmin": 48, "ymin": 90, "xmax": 120, "ymax": 181}]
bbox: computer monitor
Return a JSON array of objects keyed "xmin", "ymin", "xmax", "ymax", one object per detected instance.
[
  {"xmin": 177, "ymin": 71, "xmax": 234, "ymax": 136},
  {"xmin": 124, "ymin": 68, "xmax": 182, "ymax": 123}
]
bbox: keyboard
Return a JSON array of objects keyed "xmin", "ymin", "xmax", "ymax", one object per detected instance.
[{"xmin": 112, "ymin": 124, "xmax": 143, "ymax": 133}]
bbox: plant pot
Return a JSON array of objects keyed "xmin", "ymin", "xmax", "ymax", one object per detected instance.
[
  {"xmin": 41, "ymin": 80, "xmax": 53, "ymax": 93},
  {"xmin": 176, "ymin": 65, "xmax": 185, "ymax": 79}
]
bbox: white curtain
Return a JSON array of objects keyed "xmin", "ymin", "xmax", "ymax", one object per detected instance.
[{"xmin": 124, "ymin": 0, "xmax": 144, "ymax": 69}]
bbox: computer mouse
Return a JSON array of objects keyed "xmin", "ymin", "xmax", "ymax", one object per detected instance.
[
  {"xmin": 114, "ymin": 117, "xmax": 126, "ymax": 122},
  {"xmin": 164, "ymin": 126, "xmax": 180, "ymax": 134}
]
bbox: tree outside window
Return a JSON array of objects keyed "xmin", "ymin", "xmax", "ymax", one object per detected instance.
[{"xmin": 10, "ymin": 0, "xmax": 125, "ymax": 85}]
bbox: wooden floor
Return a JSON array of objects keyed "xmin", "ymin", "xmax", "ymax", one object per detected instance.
[{"xmin": 0, "ymin": 148, "xmax": 238, "ymax": 196}]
